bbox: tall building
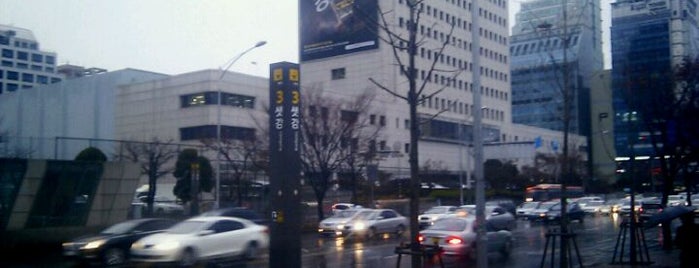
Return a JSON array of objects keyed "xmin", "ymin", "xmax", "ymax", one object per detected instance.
[
  {"xmin": 611, "ymin": 0, "xmax": 699, "ymax": 191},
  {"xmin": 510, "ymin": 0, "xmax": 603, "ymax": 135},
  {"xmin": 611, "ymin": 0, "xmax": 698, "ymax": 158},
  {"xmin": 299, "ymin": 0, "xmax": 587, "ymax": 185},
  {"xmin": 0, "ymin": 25, "xmax": 63, "ymax": 94}
]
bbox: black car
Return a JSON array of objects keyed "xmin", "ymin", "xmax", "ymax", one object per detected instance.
[
  {"xmin": 199, "ymin": 207, "xmax": 268, "ymax": 225},
  {"xmin": 62, "ymin": 218, "xmax": 177, "ymax": 266},
  {"xmin": 544, "ymin": 202, "xmax": 585, "ymax": 224}
]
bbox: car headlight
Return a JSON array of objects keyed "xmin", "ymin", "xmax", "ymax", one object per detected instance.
[
  {"xmin": 336, "ymin": 224, "xmax": 345, "ymax": 230},
  {"xmin": 354, "ymin": 222, "xmax": 366, "ymax": 231},
  {"xmin": 131, "ymin": 241, "xmax": 144, "ymax": 250},
  {"xmin": 83, "ymin": 239, "xmax": 106, "ymax": 250},
  {"xmin": 153, "ymin": 241, "xmax": 180, "ymax": 251}
]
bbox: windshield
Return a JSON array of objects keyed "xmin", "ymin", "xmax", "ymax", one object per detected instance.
[
  {"xmin": 167, "ymin": 220, "xmax": 207, "ymax": 234},
  {"xmin": 520, "ymin": 202, "xmax": 540, "ymax": 209},
  {"xmin": 354, "ymin": 210, "xmax": 376, "ymax": 221},
  {"xmin": 540, "ymin": 202, "xmax": 558, "ymax": 210},
  {"xmin": 330, "ymin": 210, "xmax": 360, "ymax": 218},
  {"xmin": 429, "ymin": 217, "xmax": 470, "ymax": 232},
  {"xmin": 424, "ymin": 207, "xmax": 449, "ymax": 214},
  {"xmin": 101, "ymin": 220, "xmax": 140, "ymax": 235}
]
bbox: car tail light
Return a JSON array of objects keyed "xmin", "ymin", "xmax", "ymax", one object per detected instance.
[
  {"xmin": 417, "ymin": 234, "xmax": 424, "ymax": 243},
  {"xmin": 262, "ymin": 227, "xmax": 269, "ymax": 234},
  {"xmin": 445, "ymin": 236, "xmax": 463, "ymax": 245}
]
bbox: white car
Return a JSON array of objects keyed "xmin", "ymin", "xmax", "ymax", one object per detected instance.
[
  {"xmin": 318, "ymin": 208, "xmax": 368, "ymax": 237},
  {"xmin": 130, "ymin": 216, "xmax": 268, "ymax": 266},
  {"xmin": 342, "ymin": 209, "xmax": 409, "ymax": 239},
  {"xmin": 418, "ymin": 206, "xmax": 458, "ymax": 229},
  {"xmin": 418, "ymin": 215, "xmax": 513, "ymax": 259}
]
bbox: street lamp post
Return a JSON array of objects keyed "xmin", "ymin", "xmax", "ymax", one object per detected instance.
[{"xmin": 215, "ymin": 40, "xmax": 267, "ymax": 209}]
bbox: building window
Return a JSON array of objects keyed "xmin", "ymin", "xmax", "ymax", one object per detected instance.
[
  {"xmin": 379, "ymin": 115, "xmax": 386, "ymax": 126},
  {"xmin": 180, "ymin": 125, "xmax": 256, "ymax": 141},
  {"xmin": 7, "ymin": 71, "xmax": 18, "ymax": 81},
  {"xmin": 7, "ymin": 83, "xmax": 18, "ymax": 91},
  {"xmin": 22, "ymin": 73, "xmax": 33, "ymax": 83},
  {"xmin": 1, "ymin": 49, "xmax": 12, "ymax": 58},
  {"xmin": 31, "ymin": 53, "xmax": 43, "ymax": 63},
  {"xmin": 404, "ymin": 143, "xmax": 410, "ymax": 154},
  {"xmin": 331, "ymin": 68, "xmax": 346, "ymax": 80},
  {"xmin": 16, "ymin": 63, "xmax": 27, "ymax": 69},
  {"xmin": 45, "ymin": 55, "xmax": 55, "ymax": 64},
  {"xmin": 37, "ymin": 75, "xmax": 48, "ymax": 84},
  {"xmin": 369, "ymin": 114, "xmax": 376, "ymax": 125},
  {"xmin": 180, "ymin": 91, "xmax": 255, "ymax": 109},
  {"xmin": 2, "ymin": 60, "xmax": 12, "ymax": 67},
  {"xmin": 17, "ymin": 51, "xmax": 27, "ymax": 60}
]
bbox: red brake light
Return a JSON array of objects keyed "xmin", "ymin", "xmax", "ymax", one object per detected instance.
[
  {"xmin": 446, "ymin": 236, "xmax": 463, "ymax": 245},
  {"xmin": 417, "ymin": 234, "xmax": 424, "ymax": 243}
]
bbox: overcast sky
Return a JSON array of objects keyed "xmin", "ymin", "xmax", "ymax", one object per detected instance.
[{"xmin": 0, "ymin": 0, "xmax": 612, "ymax": 78}]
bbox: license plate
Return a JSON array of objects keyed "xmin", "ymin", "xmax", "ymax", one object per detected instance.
[{"xmin": 431, "ymin": 237, "xmax": 441, "ymax": 245}]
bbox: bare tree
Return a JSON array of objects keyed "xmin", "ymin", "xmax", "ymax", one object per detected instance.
[
  {"xmin": 202, "ymin": 132, "xmax": 265, "ymax": 207},
  {"xmin": 115, "ymin": 138, "xmax": 178, "ymax": 216},
  {"xmin": 356, "ymin": 2, "xmax": 461, "ymax": 265},
  {"xmin": 300, "ymin": 86, "xmax": 380, "ymax": 221},
  {"xmin": 618, "ymin": 57, "xmax": 699, "ymax": 249}
]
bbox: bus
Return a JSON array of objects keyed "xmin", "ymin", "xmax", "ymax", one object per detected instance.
[{"xmin": 524, "ymin": 183, "xmax": 584, "ymax": 202}]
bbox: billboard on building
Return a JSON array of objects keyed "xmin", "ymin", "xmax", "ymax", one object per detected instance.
[{"xmin": 299, "ymin": 0, "xmax": 378, "ymax": 61}]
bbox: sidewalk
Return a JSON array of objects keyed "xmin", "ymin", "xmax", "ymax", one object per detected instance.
[{"xmin": 583, "ymin": 239, "xmax": 680, "ymax": 268}]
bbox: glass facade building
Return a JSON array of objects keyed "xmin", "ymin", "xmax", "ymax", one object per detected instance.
[{"xmin": 611, "ymin": 0, "xmax": 698, "ymax": 158}]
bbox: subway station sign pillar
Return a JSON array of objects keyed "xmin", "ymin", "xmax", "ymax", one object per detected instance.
[{"xmin": 268, "ymin": 62, "xmax": 302, "ymax": 268}]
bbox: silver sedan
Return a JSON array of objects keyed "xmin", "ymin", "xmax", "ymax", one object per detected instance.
[{"xmin": 418, "ymin": 215, "xmax": 513, "ymax": 259}]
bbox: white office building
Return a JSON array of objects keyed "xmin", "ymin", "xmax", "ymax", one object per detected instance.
[{"xmin": 0, "ymin": 25, "xmax": 63, "ymax": 93}]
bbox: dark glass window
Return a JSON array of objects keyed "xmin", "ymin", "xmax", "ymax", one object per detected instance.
[
  {"xmin": 26, "ymin": 161, "xmax": 103, "ymax": 228},
  {"xmin": 180, "ymin": 91, "xmax": 255, "ymax": 109},
  {"xmin": 45, "ymin": 55, "xmax": 55, "ymax": 64},
  {"xmin": 331, "ymin": 68, "xmax": 346, "ymax": 80},
  {"xmin": 17, "ymin": 51, "xmax": 27, "ymax": 60},
  {"xmin": 180, "ymin": 125, "xmax": 255, "ymax": 141},
  {"xmin": 2, "ymin": 49, "xmax": 13, "ymax": 58},
  {"xmin": 37, "ymin": 75, "xmax": 48, "ymax": 84},
  {"xmin": 7, "ymin": 71, "xmax": 18, "ymax": 80},
  {"xmin": 51, "ymin": 77, "xmax": 61, "ymax": 83},
  {"xmin": 16, "ymin": 63, "xmax": 27, "ymax": 69},
  {"xmin": 22, "ymin": 73, "xmax": 33, "ymax": 83},
  {"xmin": 31, "ymin": 65, "xmax": 42, "ymax": 71},
  {"xmin": 0, "ymin": 70, "xmax": 3, "ymax": 79},
  {"xmin": 1, "ymin": 60, "xmax": 12, "ymax": 67},
  {"xmin": 31, "ymin": 53, "xmax": 43, "ymax": 63},
  {"xmin": 7, "ymin": 83, "xmax": 19, "ymax": 91}
]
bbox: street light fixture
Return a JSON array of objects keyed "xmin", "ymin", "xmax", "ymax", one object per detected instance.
[{"xmin": 215, "ymin": 40, "xmax": 267, "ymax": 209}]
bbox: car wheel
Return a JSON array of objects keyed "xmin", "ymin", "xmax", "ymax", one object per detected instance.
[
  {"xmin": 179, "ymin": 248, "xmax": 197, "ymax": 267},
  {"xmin": 103, "ymin": 248, "xmax": 125, "ymax": 266},
  {"xmin": 243, "ymin": 241, "xmax": 259, "ymax": 260},
  {"xmin": 395, "ymin": 225, "xmax": 406, "ymax": 237},
  {"xmin": 366, "ymin": 227, "xmax": 377, "ymax": 240}
]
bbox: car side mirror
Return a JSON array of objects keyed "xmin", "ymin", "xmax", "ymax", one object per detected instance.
[{"xmin": 376, "ymin": 216, "xmax": 384, "ymax": 220}]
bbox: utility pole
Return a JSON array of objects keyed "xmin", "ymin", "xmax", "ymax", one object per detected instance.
[
  {"xmin": 558, "ymin": 0, "xmax": 572, "ymax": 266},
  {"xmin": 470, "ymin": 1, "xmax": 486, "ymax": 267}
]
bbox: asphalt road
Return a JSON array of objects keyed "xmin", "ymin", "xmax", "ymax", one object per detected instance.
[{"xmin": 3, "ymin": 213, "xmax": 681, "ymax": 268}]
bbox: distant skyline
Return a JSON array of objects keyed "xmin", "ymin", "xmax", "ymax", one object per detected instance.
[{"xmin": 1, "ymin": 0, "xmax": 612, "ymax": 78}]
